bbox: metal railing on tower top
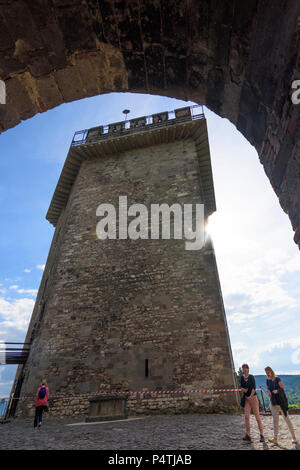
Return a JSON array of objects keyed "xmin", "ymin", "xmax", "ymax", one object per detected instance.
[{"xmin": 71, "ymin": 104, "xmax": 205, "ymax": 147}]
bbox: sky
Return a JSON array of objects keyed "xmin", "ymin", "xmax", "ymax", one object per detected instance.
[{"xmin": 0, "ymin": 92, "xmax": 300, "ymax": 397}]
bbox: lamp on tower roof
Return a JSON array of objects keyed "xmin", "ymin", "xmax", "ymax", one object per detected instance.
[{"xmin": 122, "ymin": 109, "xmax": 130, "ymax": 125}]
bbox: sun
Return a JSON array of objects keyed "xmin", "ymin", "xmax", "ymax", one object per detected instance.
[{"xmin": 205, "ymin": 214, "xmax": 217, "ymax": 240}]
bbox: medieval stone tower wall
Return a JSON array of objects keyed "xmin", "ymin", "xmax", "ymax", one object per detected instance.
[{"xmin": 14, "ymin": 107, "xmax": 238, "ymax": 417}]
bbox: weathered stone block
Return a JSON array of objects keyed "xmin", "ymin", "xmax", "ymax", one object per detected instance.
[
  {"xmin": 13, "ymin": 111, "xmax": 239, "ymax": 416},
  {"xmin": 86, "ymin": 394, "xmax": 128, "ymax": 422}
]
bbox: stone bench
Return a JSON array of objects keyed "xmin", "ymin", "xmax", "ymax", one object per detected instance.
[{"xmin": 86, "ymin": 394, "xmax": 128, "ymax": 422}]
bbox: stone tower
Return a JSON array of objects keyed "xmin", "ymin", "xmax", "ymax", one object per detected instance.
[{"xmin": 13, "ymin": 105, "xmax": 238, "ymax": 418}]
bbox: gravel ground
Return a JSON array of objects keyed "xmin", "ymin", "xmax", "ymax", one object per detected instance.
[{"xmin": 1, "ymin": 412, "xmax": 300, "ymax": 451}]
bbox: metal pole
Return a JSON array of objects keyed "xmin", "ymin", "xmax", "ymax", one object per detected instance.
[{"xmin": 260, "ymin": 386, "xmax": 266, "ymax": 412}]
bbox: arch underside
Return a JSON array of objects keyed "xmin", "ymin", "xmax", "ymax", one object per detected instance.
[{"xmin": 0, "ymin": 0, "xmax": 300, "ymax": 247}]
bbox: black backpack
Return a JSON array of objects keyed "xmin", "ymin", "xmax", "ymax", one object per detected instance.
[{"xmin": 38, "ymin": 386, "xmax": 46, "ymax": 399}]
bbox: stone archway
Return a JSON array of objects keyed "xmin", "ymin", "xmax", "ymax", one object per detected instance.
[{"xmin": 0, "ymin": 0, "xmax": 300, "ymax": 247}]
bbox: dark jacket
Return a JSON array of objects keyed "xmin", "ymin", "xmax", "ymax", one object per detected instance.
[
  {"xmin": 241, "ymin": 374, "xmax": 257, "ymax": 397},
  {"xmin": 271, "ymin": 387, "xmax": 289, "ymax": 417},
  {"xmin": 267, "ymin": 377, "xmax": 289, "ymax": 416}
]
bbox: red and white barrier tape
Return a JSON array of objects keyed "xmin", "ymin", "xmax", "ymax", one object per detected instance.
[{"xmin": 1, "ymin": 387, "xmax": 263, "ymax": 402}]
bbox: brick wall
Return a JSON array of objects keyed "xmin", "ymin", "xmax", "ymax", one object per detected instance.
[{"xmin": 16, "ymin": 137, "xmax": 238, "ymax": 417}]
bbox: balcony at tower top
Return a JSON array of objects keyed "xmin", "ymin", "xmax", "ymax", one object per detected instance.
[
  {"xmin": 71, "ymin": 105, "xmax": 204, "ymax": 147},
  {"xmin": 46, "ymin": 104, "xmax": 214, "ymax": 227}
]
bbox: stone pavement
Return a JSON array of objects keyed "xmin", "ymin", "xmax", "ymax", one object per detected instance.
[{"xmin": 1, "ymin": 413, "xmax": 300, "ymax": 450}]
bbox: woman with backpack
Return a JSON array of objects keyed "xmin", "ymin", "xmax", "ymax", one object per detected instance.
[
  {"xmin": 265, "ymin": 366, "xmax": 297, "ymax": 444},
  {"xmin": 34, "ymin": 379, "xmax": 49, "ymax": 428}
]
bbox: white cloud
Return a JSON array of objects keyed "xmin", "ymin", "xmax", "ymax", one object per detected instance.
[
  {"xmin": 24, "ymin": 269, "xmax": 31, "ymax": 273},
  {"xmin": 227, "ymin": 312, "xmax": 249, "ymax": 324},
  {"xmin": 15, "ymin": 288, "xmax": 38, "ymax": 297},
  {"xmin": 4, "ymin": 283, "xmax": 37, "ymax": 297},
  {"xmin": 276, "ymin": 371, "xmax": 300, "ymax": 375},
  {"xmin": 203, "ymin": 108, "xmax": 300, "ymax": 375},
  {"xmin": 257, "ymin": 337, "xmax": 300, "ymax": 354},
  {"xmin": 231, "ymin": 341, "xmax": 248, "ymax": 352},
  {"xmin": 0, "ymin": 297, "xmax": 34, "ymax": 333},
  {"xmin": 36, "ymin": 264, "xmax": 45, "ymax": 271},
  {"xmin": 0, "ymin": 380, "xmax": 13, "ymax": 388},
  {"xmin": 0, "ymin": 374, "xmax": 14, "ymax": 398},
  {"xmin": 231, "ymin": 336, "xmax": 300, "ymax": 373},
  {"xmin": 291, "ymin": 349, "xmax": 300, "ymax": 365},
  {"xmin": 240, "ymin": 328, "xmax": 252, "ymax": 334}
]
